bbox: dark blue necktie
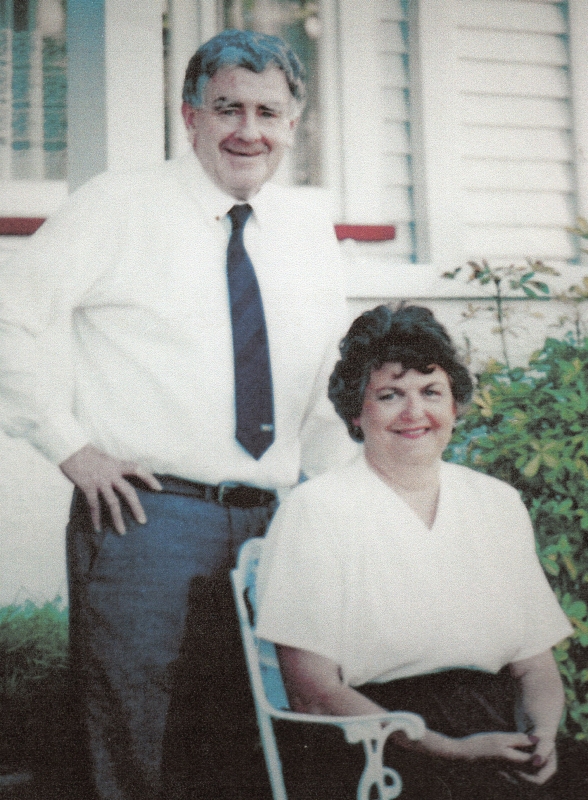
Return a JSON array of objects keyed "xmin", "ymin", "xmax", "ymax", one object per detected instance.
[{"xmin": 226, "ymin": 204, "xmax": 275, "ymax": 459}]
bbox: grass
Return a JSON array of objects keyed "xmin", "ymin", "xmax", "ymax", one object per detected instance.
[{"xmin": 0, "ymin": 599, "xmax": 93, "ymax": 799}]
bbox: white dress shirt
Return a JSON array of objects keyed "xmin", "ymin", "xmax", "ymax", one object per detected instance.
[
  {"xmin": 0, "ymin": 152, "xmax": 354, "ymax": 490},
  {"xmin": 256, "ymin": 454, "xmax": 572, "ymax": 685}
]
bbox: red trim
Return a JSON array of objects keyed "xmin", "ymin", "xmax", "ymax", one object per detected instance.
[
  {"xmin": 0, "ymin": 217, "xmax": 46, "ymax": 236},
  {"xmin": 335, "ymin": 224, "xmax": 396, "ymax": 242},
  {"xmin": 1, "ymin": 218, "xmax": 396, "ymax": 243}
]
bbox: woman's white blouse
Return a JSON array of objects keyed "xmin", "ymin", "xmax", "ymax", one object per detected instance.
[{"xmin": 255, "ymin": 455, "xmax": 572, "ymax": 687}]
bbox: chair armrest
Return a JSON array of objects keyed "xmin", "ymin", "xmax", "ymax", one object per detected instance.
[
  {"xmin": 263, "ymin": 705, "xmax": 425, "ymax": 742},
  {"xmin": 263, "ymin": 706, "xmax": 425, "ymax": 800}
]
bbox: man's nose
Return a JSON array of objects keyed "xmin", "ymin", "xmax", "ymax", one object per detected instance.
[{"xmin": 237, "ymin": 110, "xmax": 261, "ymax": 140}]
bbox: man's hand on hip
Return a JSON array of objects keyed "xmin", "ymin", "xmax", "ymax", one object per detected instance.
[{"xmin": 60, "ymin": 444, "xmax": 162, "ymax": 534}]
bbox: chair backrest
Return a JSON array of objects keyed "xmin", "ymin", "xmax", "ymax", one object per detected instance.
[
  {"xmin": 232, "ymin": 536, "xmax": 290, "ymax": 711},
  {"xmin": 231, "ymin": 536, "xmax": 291, "ymax": 800},
  {"xmin": 231, "ymin": 536, "xmax": 426, "ymax": 800}
]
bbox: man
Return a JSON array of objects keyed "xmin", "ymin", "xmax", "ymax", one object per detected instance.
[{"xmin": 0, "ymin": 29, "xmax": 353, "ymax": 800}]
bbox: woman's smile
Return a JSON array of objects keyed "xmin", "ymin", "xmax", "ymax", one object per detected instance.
[{"xmin": 353, "ymin": 363, "xmax": 457, "ymax": 470}]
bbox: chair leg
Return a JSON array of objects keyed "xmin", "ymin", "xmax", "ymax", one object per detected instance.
[
  {"xmin": 256, "ymin": 712, "xmax": 289, "ymax": 800},
  {"xmin": 356, "ymin": 735, "xmax": 403, "ymax": 800}
]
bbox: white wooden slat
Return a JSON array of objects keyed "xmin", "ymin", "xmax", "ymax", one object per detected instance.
[
  {"xmin": 382, "ymin": 152, "xmax": 413, "ymax": 186},
  {"xmin": 0, "ymin": 236, "xmax": 26, "ymax": 264},
  {"xmin": 319, "ymin": 0, "xmax": 344, "ymax": 216},
  {"xmin": 408, "ymin": 0, "xmax": 466, "ymax": 264},
  {"xmin": 382, "ymin": 87, "xmax": 410, "ymax": 121},
  {"xmin": 461, "ymin": 95, "xmax": 571, "ymax": 128},
  {"xmin": 378, "ymin": 0, "xmax": 407, "ymax": 24},
  {"xmin": 102, "ymin": 1, "xmax": 165, "ymax": 176},
  {"xmin": 384, "ymin": 223, "xmax": 413, "ymax": 257},
  {"xmin": 462, "ymin": 126, "xmax": 572, "ymax": 160},
  {"xmin": 463, "ymin": 189, "xmax": 574, "ymax": 226},
  {"xmin": 343, "ymin": 229, "xmax": 415, "ymax": 265},
  {"xmin": 458, "ymin": 28, "xmax": 568, "ymax": 66},
  {"xmin": 338, "ymin": 0, "xmax": 413, "ymax": 229},
  {"xmin": 380, "ymin": 52, "xmax": 409, "ymax": 89},
  {"xmin": 339, "ymin": 0, "xmax": 387, "ymax": 221},
  {"xmin": 458, "ymin": 1, "xmax": 567, "ymax": 35},
  {"xmin": 167, "ymin": 1, "xmax": 200, "ymax": 158},
  {"xmin": 462, "ymin": 158, "xmax": 573, "ymax": 192},
  {"xmin": 463, "ymin": 225, "xmax": 576, "ymax": 260},
  {"xmin": 377, "ymin": 20, "xmax": 407, "ymax": 53},
  {"xmin": 460, "ymin": 61, "xmax": 569, "ymax": 98},
  {"xmin": 0, "ymin": 179, "xmax": 68, "ymax": 215},
  {"xmin": 381, "ymin": 185, "xmax": 414, "ymax": 221},
  {"xmin": 568, "ymin": 0, "xmax": 588, "ymax": 237},
  {"xmin": 381, "ymin": 121, "xmax": 411, "ymax": 155}
]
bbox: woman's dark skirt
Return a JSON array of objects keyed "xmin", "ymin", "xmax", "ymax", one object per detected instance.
[{"xmin": 274, "ymin": 668, "xmax": 587, "ymax": 800}]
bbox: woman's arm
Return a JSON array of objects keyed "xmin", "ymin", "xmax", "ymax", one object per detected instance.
[
  {"xmin": 277, "ymin": 645, "xmax": 536, "ymax": 766},
  {"xmin": 277, "ymin": 645, "xmax": 383, "ymax": 717},
  {"xmin": 508, "ymin": 648, "xmax": 565, "ymax": 785}
]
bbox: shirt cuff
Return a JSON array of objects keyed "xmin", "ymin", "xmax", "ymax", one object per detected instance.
[{"xmin": 29, "ymin": 414, "xmax": 91, "ymax": 466}]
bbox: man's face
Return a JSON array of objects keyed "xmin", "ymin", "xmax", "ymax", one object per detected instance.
[{"xmin": 182, "ymin": 65, "xmax": 299, "ymax": 200}]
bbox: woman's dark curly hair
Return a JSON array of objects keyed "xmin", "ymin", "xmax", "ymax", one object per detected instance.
[{"xmin": 328, "ymin": 304, "xmax": 474, "ymax": 442}]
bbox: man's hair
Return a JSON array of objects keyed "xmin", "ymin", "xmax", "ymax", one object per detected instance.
[
  {"xmin": 182, "ymin": 28, "xmax": 306, "ymax": 109},
  {"xmin": 328, "ymin": 304, "xmax": 474, "ymax": 442}
]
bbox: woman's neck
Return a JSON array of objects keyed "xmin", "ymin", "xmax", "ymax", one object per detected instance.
[{"xmin": 365, "ymin": 455, "xmax": 442, "ymax": 529}]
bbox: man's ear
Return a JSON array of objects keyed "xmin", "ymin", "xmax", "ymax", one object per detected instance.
[
  {"xmin": 181, "ymin": 101, "xmax": 197, "ymax": 132},
  {"xmin": 284, "ymin": 113, "xmax": 300, "ymax": 146}
]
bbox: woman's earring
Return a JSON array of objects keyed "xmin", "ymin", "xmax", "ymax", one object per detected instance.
[{"xmin": 352, "ymin": 424, "xmax": 362, "ymax": 438}]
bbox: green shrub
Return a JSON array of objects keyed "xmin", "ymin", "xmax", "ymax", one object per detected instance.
[
  {"xmin": 446, "ymin": 335, "xmax": 588, "ymax": 740},
  {"xmin": 0, "ymin": 599, "xmax": 68, "ymax": 700},
  {"xmin": 0, "ymin": 600, "xmax": 94, "ymax": 795},
  {"xmin": 0, "ymin": 599, "xmax": 69, "ymax": 769}
]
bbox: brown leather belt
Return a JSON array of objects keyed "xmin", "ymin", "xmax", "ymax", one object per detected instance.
[{"xmin": 154, "ymin": 474, "xmax": 277, "ymax": 509}]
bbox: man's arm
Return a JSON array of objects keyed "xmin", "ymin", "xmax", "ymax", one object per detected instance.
[{"xmin": 0, "ymin": 177, "xmax": 161, "ymax": 534}]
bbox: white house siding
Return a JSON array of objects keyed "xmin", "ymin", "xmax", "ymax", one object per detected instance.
[
  {"xmin": 337, "ymin": 0, "xmax": 415, "ymax": 262},
  {"xmin": 380, "ymin": 0, "xmax": 415, "ymax": 262},
  {"xmin": 457, "ymin": 0, "xmax": 577, "ymax": 267}
]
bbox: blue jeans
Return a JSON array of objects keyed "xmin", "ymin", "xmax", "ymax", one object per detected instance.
[{"xmin": 67, "ymin": 484, "xmax": 275, "ymax": 800}]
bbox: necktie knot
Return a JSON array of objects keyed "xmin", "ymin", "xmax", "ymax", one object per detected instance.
[{"xmin": 228, "ymin": 203, "xmax": 253, "ymax": 231}]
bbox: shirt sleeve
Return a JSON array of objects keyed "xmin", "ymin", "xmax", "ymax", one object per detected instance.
[
  {"xmin": 298, "ymin": 337, "xmax": 360, "ymax": 480},
  {"xmin": 0, "ymin": 176, "xmax": 115, "ymax": 464},
  {"xmin": 295, "ymin": 193, "xmax": 359, "ymax": 479},
  {"xmin": 256, "ymin": 484, "xmax": 345, "ymax": 664}
]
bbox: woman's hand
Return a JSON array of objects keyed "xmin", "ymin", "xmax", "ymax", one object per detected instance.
[
  {"xmin": 513, "ymin": 733, "xmax": 558, "ymax": 785},
  {"xmin": 402, "ymin": 728, "xmax": 535, "ymax": 766},
  {"xmin": 448, "ymin": 731, "xmax": 536, "ymax": 764},
  {"xmin": 508, "ymin": 650, "xmax": 565, "ymax": 786},
  {"xmin": 401, "ymin": 727, "xmax": 558, "ymax": 785}
]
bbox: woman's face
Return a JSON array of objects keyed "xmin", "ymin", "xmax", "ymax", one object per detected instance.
[{"xmin": 353, "ymin": 363, "xmax": 457, "ymax": 470}]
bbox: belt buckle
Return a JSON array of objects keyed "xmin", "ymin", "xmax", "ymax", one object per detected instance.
[{"xmin": 217, "ymin": 481, "xmax": 240, "ymax": 506}]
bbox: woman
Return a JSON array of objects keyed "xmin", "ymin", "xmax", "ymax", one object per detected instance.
[{"xmin": 255, "ymin": 305, "xmax": 583, "ymax": 799}]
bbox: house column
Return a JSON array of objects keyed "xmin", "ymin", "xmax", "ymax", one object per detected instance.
[
  {"xmin": 568, "ymin": 0, "xmax": 588, "ymax": 263},
  {"xmin": 408, "ymin": 0, "xmax": 465, "ymax": 267},
  {"xmin": 67, "ymin": 0, "xmax": 165, "ymax": 192}
]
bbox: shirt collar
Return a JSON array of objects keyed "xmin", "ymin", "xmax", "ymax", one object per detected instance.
[{"xmin": 178, "ymin": 148, "xmax": 275, "ymax": 228}]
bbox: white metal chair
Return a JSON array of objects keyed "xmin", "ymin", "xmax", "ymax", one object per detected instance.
[{"xmin": 230, "ymin": 537, "xmax": 426, "ymax": 800}]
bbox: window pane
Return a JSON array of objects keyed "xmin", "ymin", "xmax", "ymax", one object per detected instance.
[{"xmin": 0, "ymin": 0, "xmax": 67, "ymax": 181}]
